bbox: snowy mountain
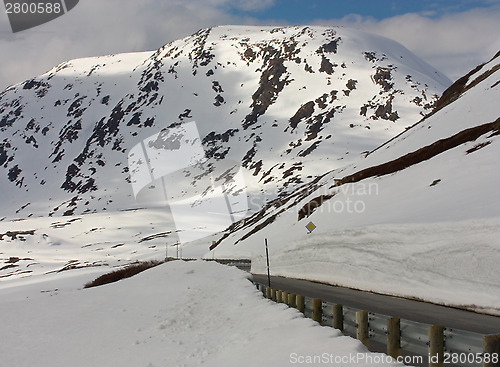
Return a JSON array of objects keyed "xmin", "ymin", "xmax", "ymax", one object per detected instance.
[
  {"xmin": 211, "ymin": 52, "xmax": 500, "ymax": 313},
  {"xmin": 0, "ymin": 25, "xmax": 450, "ymax": 222},
  {"xmin": 2, "ymin": 27, "xmax": 499, "ymax": 366},
  {"xmin": 0, "ymin": 25, "xmax": 498, "ymax": 321}
]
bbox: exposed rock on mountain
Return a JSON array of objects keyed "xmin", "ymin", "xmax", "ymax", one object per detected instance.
[{"xmin": 0, "ymin": 25, "xmax": 450, "ymax": 219}]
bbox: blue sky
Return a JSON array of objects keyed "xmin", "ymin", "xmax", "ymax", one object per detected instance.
[
  {"xmin": 227, "ymin": 0, "xmax": 499, "ymax": 21},
  {"xmin": 0, "ymin": 0, "xmax": 499, "ymax": 89}
]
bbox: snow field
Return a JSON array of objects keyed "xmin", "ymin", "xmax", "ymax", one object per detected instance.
[
  {"xmin": 0, "ymin": 260, "xmax": 408, "ymax": 367},
  {"xmin": 251, "ymin": 219, "xmax": 500, "ymax": 315}
]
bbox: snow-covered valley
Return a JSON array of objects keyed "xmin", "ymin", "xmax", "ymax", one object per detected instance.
[
  {"xmin": 1, "ymin": 24, "xmax": 499, "ymax": 365},
  {"xmin": 0, "ymin": 260, "xmax": 410, "ymax": 367}
]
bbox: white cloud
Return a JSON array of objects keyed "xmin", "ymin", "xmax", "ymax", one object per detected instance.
[
  {"xmin": 313, "ymin": 6, "xmax": 500, "ymax": 80},
  {"xmin": 0, "ymin": 0, "xmax": 273, "ymax": 90},
  {"xmin": 0, "ymin": 0, "xmax": 499, "ymax": 90}
]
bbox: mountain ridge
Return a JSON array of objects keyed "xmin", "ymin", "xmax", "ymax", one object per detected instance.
[
  {"xmin": 210, "ymin": 49, "xmax": 500, "ymax": 253},
  {"xmin": 0, "ymin": 25, "xmax": 450, "ymax": 221},
  {"xmin": 205, "ymin": 51, "xmax": 500, "ymax": 313}
]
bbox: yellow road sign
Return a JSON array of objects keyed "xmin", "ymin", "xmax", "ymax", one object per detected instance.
[{"xmin": 305, "ymin": 221, "xmax": 316, "ymax": 233}]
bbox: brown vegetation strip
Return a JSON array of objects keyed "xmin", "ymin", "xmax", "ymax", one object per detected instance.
[
  {"xmin": 84, "ymin": 260, "xmax": 163, "ymax": 288},
  {"xmin": 297, "ymin": 194, "xmax": 335, "ymax": 221},
  {"xmin": 338, "ymin": 117, "xmax": 500, "ymax": 185},
  {"xmin": 431, "ymin": 53, "xmax": 499, "ymax": 117}
]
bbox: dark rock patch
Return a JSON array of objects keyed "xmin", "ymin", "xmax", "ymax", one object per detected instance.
[
  {"xmin": 190, "ymin": 28, "xmax": 215, "ymax": 69},
  {"xmin": 304, "ymin": 107, "xmax": 337, "ymax": 141},
  {"xmin": 289, "ymin": 101, "xmax": 315, "ymax": 130},
  {"xmin": 315, "ymin": 94, "xmax": 328, "ymax": 109},
  {"xmin": 22, "ymin": 79, "xmax": 50, "ymax": 91},
  {"xmin": 373, "ymin": 67, "xmax": 394, "ymax": 92},
  {"xmin": 0, "ymin": 105, "xmax": 23, "ymax": 129},
  {"xmin": 243, "ymin": 42, "xmax": 295, "ymax": 129},
  {"xmin": 466, "ymin": 141, "xmax": 491, "ymax": 154},
  {"xmin": 242, "ymin": 146, "xmax": 257, "ymax": 169},
  {"xmin": 0, "ymin": 229, "xmax": 35, "ymax": 240},
  {"xmin": 178, "ymin": 109, "xmax": 192, "ymax": 119},
  {"xmin": 298, "ymin": 141, "xmax": 321, "ymax": 157},
  {"xmin": 282, "ymin": 162, "xmax": 303, "ymax": 178},
  {"xmin": 127, "ymin": 112, "xmax": 142, "ymax": 126},
  {"xmin": 346, "ymin": 79, "xmax": 357, "ymax": 90},
  {"xmin": 429, "ymin": 179, "xmax": 441, "ymax": 187},
  {"xmin": 212, "ymin": 81, "xmax": 224, "ymax": 93},
  {"xmin": 101, "ymin": 95, "xmax": 110, "ymax": 105},
  {"xmin": 243, "ymin": 47, "xmax": 256, "ymax": 62},
  {"xmin": 214, "ymin": 94, "xmax": 225, "ymax": 106},
  {"xmin": 8, "ymin": 165, "xmax": 21, "ymax": 182},
  {"xmin": 317, "ymin": 39, "xmax": 340, "ymax": 54},
  {"xmin": 202, "ymin": 128, "xmax": 238, "ymax": 160},
  {"xmin": 375, "ymin": 97, "xmax": 399, "ymax": 121},
  {"xmin": 202, "ymin": 129, "xmax": 238, "ymax": 145},
  {"xmin": 0, "ymin": 142, "xmax": 8, "ymax": 166},
  {"xmin": 361, "ymin": 96, "xmax": 399, "ymax": 121},
  {"xmin": 67, "ymin": 96, "xmax": 87, "ymax": 118},
  {"xmin": 319, "ymin": 55, "xmax": 334, "ymax": 75}
]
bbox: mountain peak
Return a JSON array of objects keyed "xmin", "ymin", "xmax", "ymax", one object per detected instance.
[{"xmin": 0, "ymin": 25, "xmax": 450, "ymax": 220}]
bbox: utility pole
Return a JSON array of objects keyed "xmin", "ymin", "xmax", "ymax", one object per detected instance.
[{"xmin": 265, "ymin": 238, "xmax": 271, "ymax": 288}]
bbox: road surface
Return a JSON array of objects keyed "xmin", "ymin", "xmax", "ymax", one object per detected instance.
[{"xmin": 251, "ymin": 274, "xmax": 500, "ymax": 335}]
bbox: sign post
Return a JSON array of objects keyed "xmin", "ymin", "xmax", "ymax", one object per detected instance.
[{"xmin": 265, "ymin": 238, "xmax": 271, "ymax": 288}]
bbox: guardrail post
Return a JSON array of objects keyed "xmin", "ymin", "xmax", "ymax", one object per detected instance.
[
  {"xmin": 288, "ymin": 293, "xmax": 296, "ymax": 308},
  {"xmin": 429, "ymin": 324, "xmax": 444, "ymax": 367},
  {"xmin": 265, "ymin": 287, "xmax": 272, "ymax": 299},
  {"xmin": 271, "ymin": 288, "xmax": 277, "ymax": 302},
  {"xmin": 276, "ymin": 290, "xmax": 282, "ymax": 303},
  {"xmin": 483, "ymin": 334, "xmax": 500, "ymax": 367},
  {"xmin": 356, "ymin": 310, "xmax": 369, "ymax": 347},
  {"xmin": 296, "ymin": 295, "xmax": 305, "ymax": 313},
  {"xmin": 332, "ymin": 304, "xmax": 343, "ymax": 331},
  {"xmin": 387, "ymin": 316, "xmax": 401, "ymax": 359},
  {"xmin": 282, "ymin": 291, "xmax": 289, "ymax": 305},
  {"xmin": 312, "ymin": 299, "xmax": 322, "ymax": 324}
]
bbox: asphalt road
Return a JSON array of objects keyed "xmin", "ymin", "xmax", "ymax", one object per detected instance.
[{"xmin": 251, "ymin": 274, "xmax": 500, "ymax": 335}]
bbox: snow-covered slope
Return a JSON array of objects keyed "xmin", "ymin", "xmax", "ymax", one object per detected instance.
[
  {"xmin": 0, "ymin": 208, "xmax": 174, "ymax": 286},
  {"xmin": 210, "ymin": 52, "xmax": 500, "ymax": 313},
  {"xmin": 0, "ymin": 25, "xmax": 449, "ymax": 221},
  {"xmin": 0, "ymin": 260, "xmax": 406, "ymax": 367}
]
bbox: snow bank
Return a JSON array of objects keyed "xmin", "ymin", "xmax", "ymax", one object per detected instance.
[
  {"xmin": 251, "ymin": 218, "xmax": 500, "ymax": 315},
  {"xmin": 0, "ymin": 260, "xmax": 406, "ymax": 367}
]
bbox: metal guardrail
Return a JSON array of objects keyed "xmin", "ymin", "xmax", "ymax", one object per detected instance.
[
  {"xmin": 205, "ymin": 259, "xmax": 251, "ymax": 272},
  {"xmin": 399, "ymin": 317, "xmax": 430, "ymax": 357},
  {"xmin": 252, "ymin": 281, "xmax": 498, "ymax": 367}
]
